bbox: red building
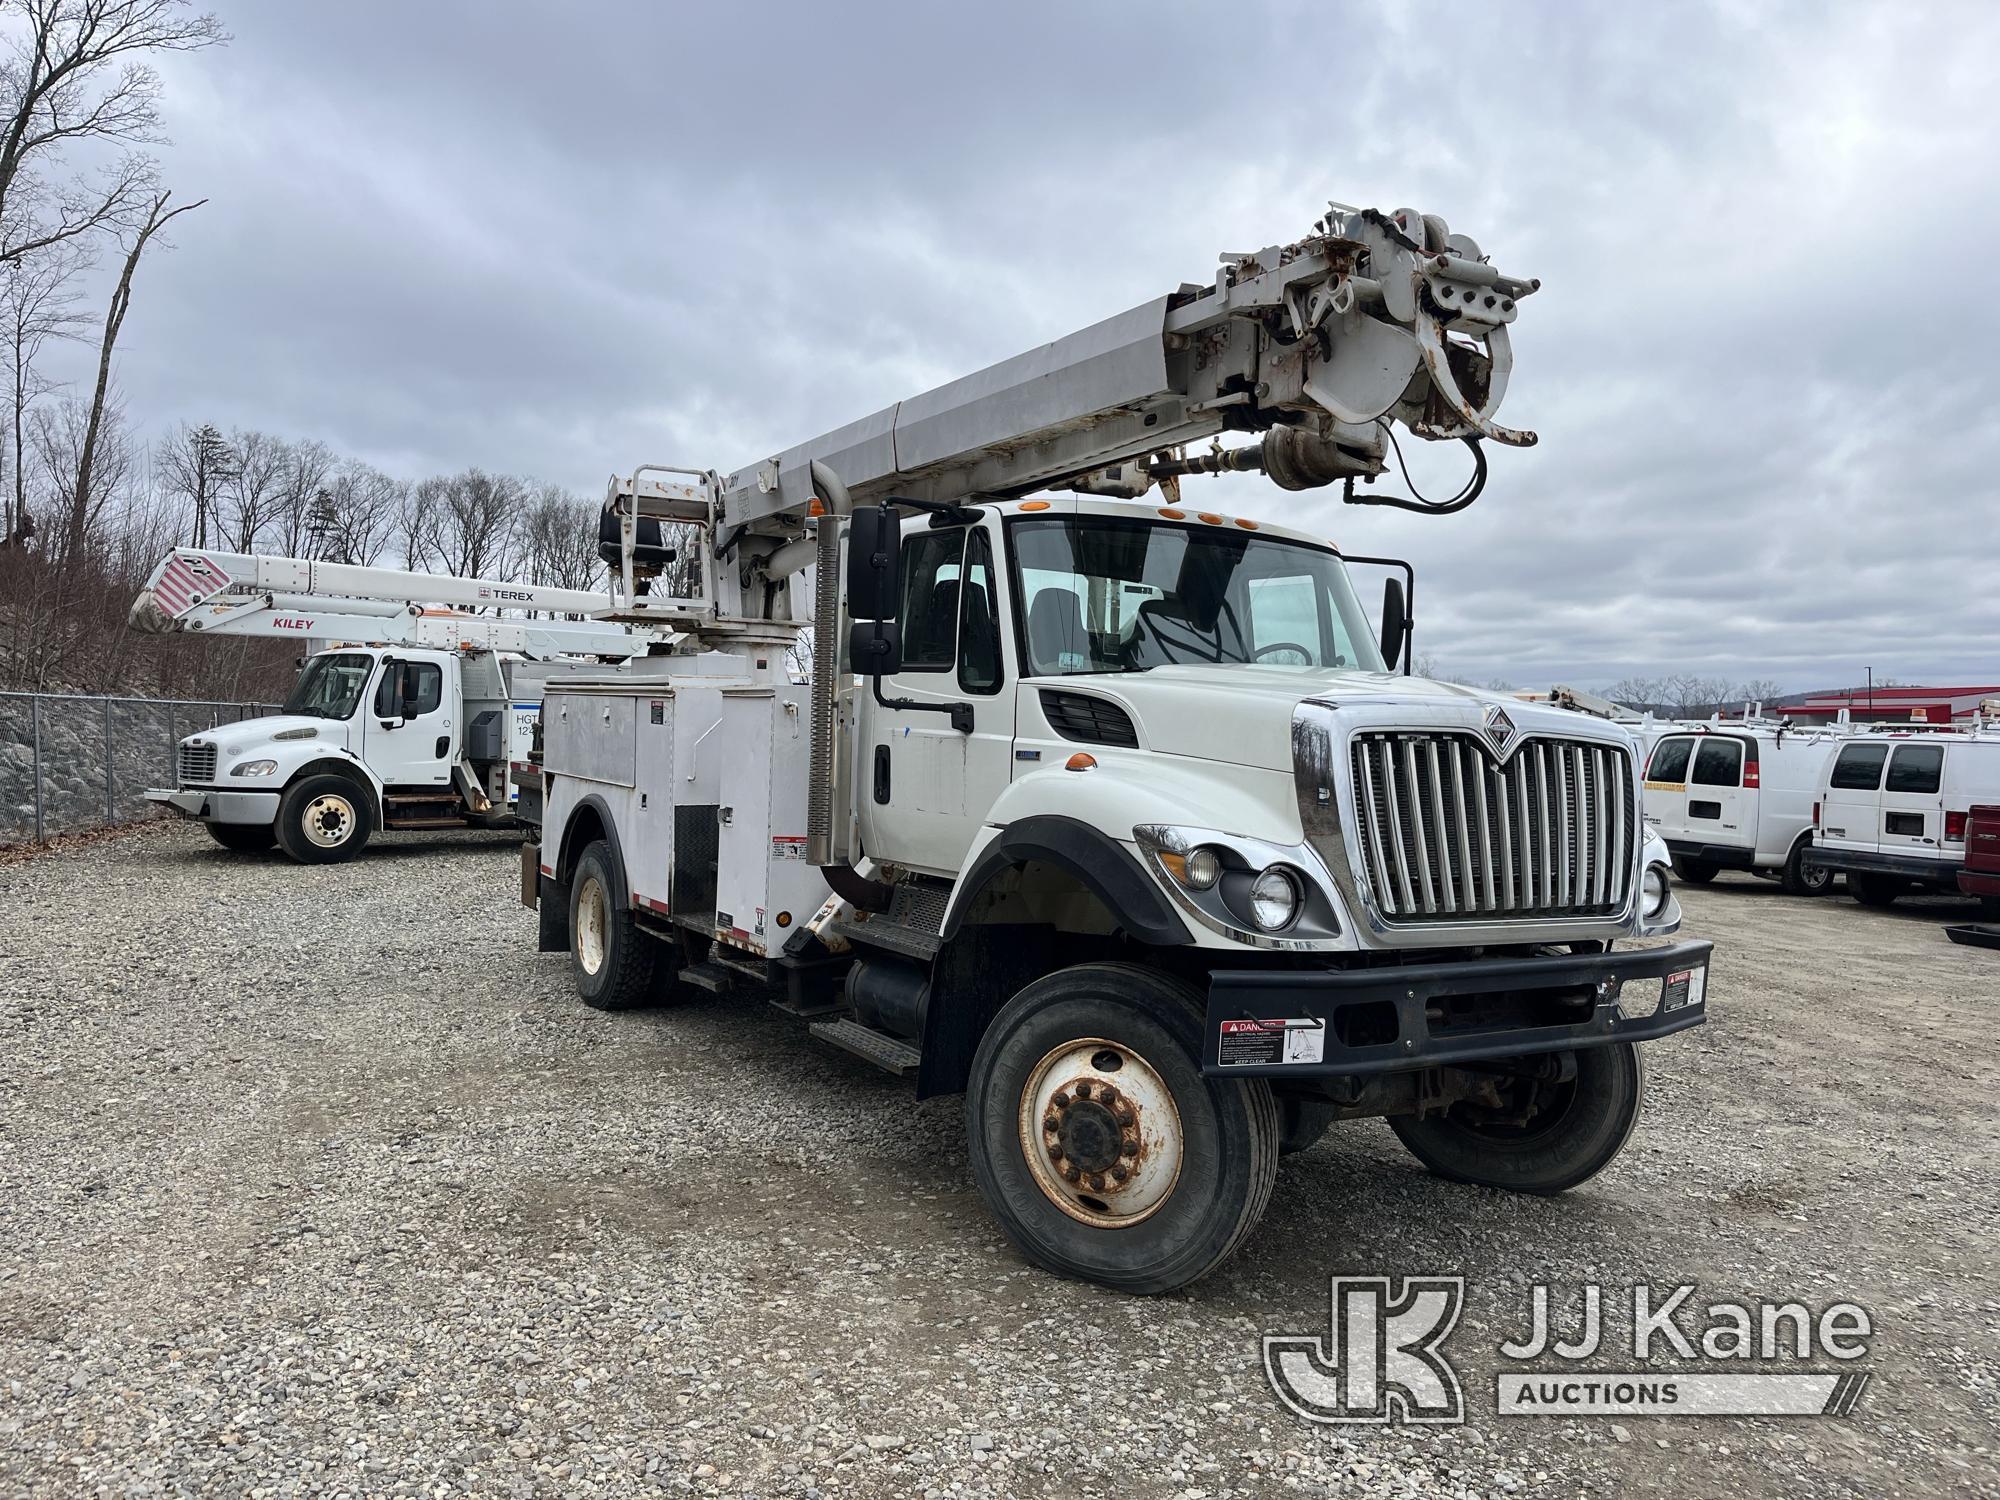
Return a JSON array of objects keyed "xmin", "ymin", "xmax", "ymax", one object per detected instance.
[{"xmin": 1780, "ymin": 684, "xmax": 2000, "ymax": 725}]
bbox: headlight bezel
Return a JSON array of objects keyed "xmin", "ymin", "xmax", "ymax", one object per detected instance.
[
  {"xmin": 230, "ymin": 759, "xmax": 280, "ymax": 778},
  {"xmin": 1133, "ymin": 824, "xmax": 1343, "ymax": 951}
]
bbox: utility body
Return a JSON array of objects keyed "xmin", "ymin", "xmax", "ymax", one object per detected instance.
[
  {"xmin": 524, "ymin": 203, "xmax": 1710, "ymax": 1293},
  {"xmin": 131, "ymin": 548, "xmax": 660, "ymax": 861},
  {"xmin": 1805, "ymin": 721, "xmax": 2000, "ymax": 913},
  {"xmin": 1642, "ymin": 720, "xmax": 1851, "ymax": 895}
]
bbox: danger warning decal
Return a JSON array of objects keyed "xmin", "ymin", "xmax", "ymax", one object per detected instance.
[{"xmin": 1217, "ymin": 1017, "xmax": 1327, "ymax": 1067}]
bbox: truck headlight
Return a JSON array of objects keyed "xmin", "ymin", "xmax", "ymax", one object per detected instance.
[
  {"xmin": 1249, "ymin": 866, "xmax": 1302, "ymax": 931},
  {"xmin": 1642, "ymin": 863, "xmax": 1671, "ymax": 920},
  {"xmin": 232, "ymin": 759, "xmax": 279, "ymax": 777}
]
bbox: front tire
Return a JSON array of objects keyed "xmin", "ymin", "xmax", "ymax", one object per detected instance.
[
  {"xmin": 568, "ymin": 839, "xmax": 657, "ymax": 1010},
  {"xmin": 964, "ymin": 962, "xmax": 1279, "ymax": 1295},
  {"xmin": 1389, "ymin": 1044, "xmax": 1645, "ymax": 1195},
  {"xmin": 1671, "ymin": 855, "xmax": 1718, "ymax": 884},
  {"xmin": 1851, "ymin": 873, "xmax": 1902, "ymax": 908},
  {"xmin": 1780, "ymin": 839, "xmax": 1833, "ymax": 896},
  {"xmin": 206, "ymin": 822, "xmax": 275, "ymax": 853},
  {"xmin": 275, "ymin": 774, "xmax": 373, "ymax": 864}
]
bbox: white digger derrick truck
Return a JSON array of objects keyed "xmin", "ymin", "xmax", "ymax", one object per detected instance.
[
  {"xmin": 526, "ymin": 202, "xmax": 1710, "ymax": 1293},
  {"xmin": 131, "ymin": 548, "xmax": 660, "ymax": 862}
]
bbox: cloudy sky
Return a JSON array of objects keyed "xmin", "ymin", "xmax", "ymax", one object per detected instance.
[{"xmin": 44, "ymin": 0, "xmax": 2000, "ymax": 692}]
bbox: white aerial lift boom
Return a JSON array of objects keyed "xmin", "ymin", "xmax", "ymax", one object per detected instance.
[
  {"xmin": 526, "ymin": 200, "xmax": 1712, "ymax": 1296},
  {"xmin": 131, "ymin": 547, "xmax": 669, "ymax": 861}
]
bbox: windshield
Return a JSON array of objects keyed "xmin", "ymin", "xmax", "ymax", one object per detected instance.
[
  {"xmin": 1009, "ymin": 514, "xmax": 1385, "ymax": 676},
  {"xmin": 283, "ymin": 652, "xmax": 374, "ymax": 720}
]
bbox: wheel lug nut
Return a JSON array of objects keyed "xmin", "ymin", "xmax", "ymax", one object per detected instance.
[
  {"xmin": 1087, "ymin": 1174, "xmax": 1105, "ymax": 1192},
  {"xmin": 1051, "ymin": 1091, "xmax": 1069, "ymax": 1108},
  {"xmin": 1115, "ymin": 1106, "xmax": 1134, "ymax": 1125},
  {"xmin": 1111, "ymin": 1165, "xmax": 1130, "ymax": 1182},
  {"xmin": 1062, "ymin": 1164, "xmax": 1081, "ymax": 1182},
  {"xmin": 1121, "ymin": 1138, "xmax": 1138, "ymax": 1157},
  {"xmin": 1047, "ymin": 1143, "xmax": 1063, "ymax": 1161},
  {"xmin": 1073, "ymin": 1082, "xmax": 1092, "ymax": 1100},
  {"xmin": 1097, "ymin": 1085, "xmax": 1118, "ymax": 1106},
  {"xmin": 1043, "ymin": 1115, "xmax": 1060, "ymax": 1134}
]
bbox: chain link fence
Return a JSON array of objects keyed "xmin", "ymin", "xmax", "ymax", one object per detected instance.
[{"xmin": 0, "ymin": 691, "xmax": 283, "ymax": 847}]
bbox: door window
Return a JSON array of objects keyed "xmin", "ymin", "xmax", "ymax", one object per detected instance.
[
  {"xmin": 374, "ymin": 661, "xmax": 443, "ymax": 717},
  {"xmin": 957, "ymin": 531, "xmax": 1002, "ymax": 694},
  {"xmin": 1690, "ymin": 739, "xmax": 1743, "ymax": 787},
  {"xmin": 1886, "ymin": 744, "xmax": 1943, "ymax": 794},
  {"xmin": 1829, "ymin": 743, "xmax": 1888, "ymax": 790},
  {"xmin": 896, "ymin": 529, "xmax": 966, "ymax": 673},
  {"xmin": 1647, "ymin": 737, "xmax": 1693, "ymax": 782}
]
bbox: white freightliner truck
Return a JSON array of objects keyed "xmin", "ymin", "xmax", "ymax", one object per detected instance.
[
  {"xmin": 524, "ymin": 203, "xmax": 1710, "ymax": 1293},
  {"xmin": 131, "ymin": 548, "xmax": 659, "ymax": 862}
]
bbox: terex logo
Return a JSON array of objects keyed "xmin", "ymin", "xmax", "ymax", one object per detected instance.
[
  {"xmin": 1264, "ymin": 1276, "xmax": 1465, "ymax": 1424},
  {"xmin": 272, "ymin": 616, "xmax": 316, "ymax": 631},
  {"xmin": 479, "ymin": 586, "xmax": 534, "ymax": 602}
]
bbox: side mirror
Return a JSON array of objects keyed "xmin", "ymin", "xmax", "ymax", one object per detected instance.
[
  {"xmin": 849, "ymin": 618, "xmax": 902, "ymax": 677},
  {"xmin": 1378, "ymin": 577, "xmax": 1410, "ymax": 673},
  {"xmin": 845, "ymin": 504, "xmax": 902, "ymax": 622},
  {"xmin": 400, "ymin": 679, "xmax": 421, "ymax": 721}
]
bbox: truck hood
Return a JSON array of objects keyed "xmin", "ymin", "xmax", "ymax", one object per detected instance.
[
  {"xmin": 184, "ymin": 714, "xmax": 351, "ymax": 756},
  {"xmin": 1048, "ymin": 666, "xmax": 1581, "ymax": 772}
]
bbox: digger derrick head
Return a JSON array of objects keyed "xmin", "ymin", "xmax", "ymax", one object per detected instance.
[{"xmin": 715, "ymin": 200, "xmax": 1539, "ymax": 538}]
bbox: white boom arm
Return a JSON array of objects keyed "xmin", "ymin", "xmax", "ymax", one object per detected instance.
[{"xmin": 130, "ymin": 548, "xmax": 654, "ymax": 659}]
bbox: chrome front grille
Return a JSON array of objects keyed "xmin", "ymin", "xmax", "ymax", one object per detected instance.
[
  {"xmin": 178, "ymin": 742, "xmax": 218, "ymax": 785},
  {"xmin": 1349, "ymin": 732, "xmax": 1634, "ymax": 921}
]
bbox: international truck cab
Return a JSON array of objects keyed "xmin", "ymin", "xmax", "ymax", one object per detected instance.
[{"xmin": 526, "ymin": 202, "xmax": 1714, "ymax": 1293}]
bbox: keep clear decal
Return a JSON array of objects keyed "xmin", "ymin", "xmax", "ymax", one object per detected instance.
[{"xmin": 1218, "ymin": 1018, "xmax": 1327, "ymax": 1067}]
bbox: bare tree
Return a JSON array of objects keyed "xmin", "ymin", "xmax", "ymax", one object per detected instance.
[
  {"xmin": 1604, "ymin": 677, "xmax": 1665, "ymax": 711},
  {"xmin": 1732, "ymin": 678, "xmax": 1786, "ymax": 714},
  {"xmin": 68, "ymin": 187, "xmax": 200, "ymax": 564},
  {"xmin": 517, "ymin": 481, "xmax": 602, "ymax": 592},
  {"xmin": 0, "ymin": 0, "xmax": 225, "ymax": 265},
  {"xmin": 309, "ymin": 459, "xmax": 400, "ymax": 566},
  {"xmin": 154, "ymin": 416, "xmax": 233, "ymax": 548},
  {"xmin": 402, "ymin": 467, "xmax": 523, "ymax": 579},
  {"xmin": 0, "ymin": 239, "xmax": 90, "ymax": 544},
  {"xmin": 220, "ymin": 426, "xmax": 283, "ymax": 551},
  {"xmin": 267, "ymin": 436, "xmax": 332, "ymax": 556}
]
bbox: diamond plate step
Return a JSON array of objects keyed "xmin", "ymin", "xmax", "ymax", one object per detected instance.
[{"xmin": 809, "ymin": 1018, "xmax": 921, "ymax": 1076}]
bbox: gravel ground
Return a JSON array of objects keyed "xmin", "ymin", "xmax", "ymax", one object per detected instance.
[{"xmin": 1, "ymin": 823, "xmax": 1995, "ymax": 1499}]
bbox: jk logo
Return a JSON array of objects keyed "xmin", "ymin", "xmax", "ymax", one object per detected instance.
[{"xmin": 1264, "ymin": 1276, "xmax": 1465, "ymax": 1425}]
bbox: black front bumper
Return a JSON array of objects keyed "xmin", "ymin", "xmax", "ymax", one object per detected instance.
[{"xmin": 1202, "ymin": 939, "xmax": 1712, "ymax": 1079}]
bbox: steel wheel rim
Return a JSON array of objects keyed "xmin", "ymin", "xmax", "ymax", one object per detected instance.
[
  {"xmin": 576, "ymin": 875, "xmax": 608, "ymax": 975},
  {"xmin": 301, "ymin": 793, "xmax": 355, "ymax": 849},
  {"xmin": 1019, "ymin": 1035, "xmax": 1183, "ymax": 1228}
]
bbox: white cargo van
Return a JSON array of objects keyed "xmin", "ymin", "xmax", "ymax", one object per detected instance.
[
  {"xmin": 1642, "ymin": 724, "xmax": 1846, "ymax": 894},
  {"xmin": 1805, "ymin": 730, "xmax": 2000, "ymax": 909}
]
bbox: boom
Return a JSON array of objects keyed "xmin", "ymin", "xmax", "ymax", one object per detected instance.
[
  {"xmin": 130, "ymin": 548, "xmax": 655, "ymax": 659},
  {"xmin": 604, "ymin": 200, "xmax": 1540, "ymax": 627}
]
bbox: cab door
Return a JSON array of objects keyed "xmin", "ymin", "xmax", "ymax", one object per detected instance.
[
  {"xmin": 857, "ymin": 518, "xmax": 1014, "ymax": 877},
  {"xmin": 1819, "ymin": 741, "xmax": 1889, "ymax": 851},
  {"xmin": 1880, "ymin": 742, "xmax": 1946, "ymax": 855},
  {"xmin": 364, "ymin": 654, "xmax": 457, "ymax": 788}
]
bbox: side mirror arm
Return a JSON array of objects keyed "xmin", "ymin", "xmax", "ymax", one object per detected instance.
[{"xmin": 871, "ymin": 675, "xmax": 974, "ymax": 735}]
